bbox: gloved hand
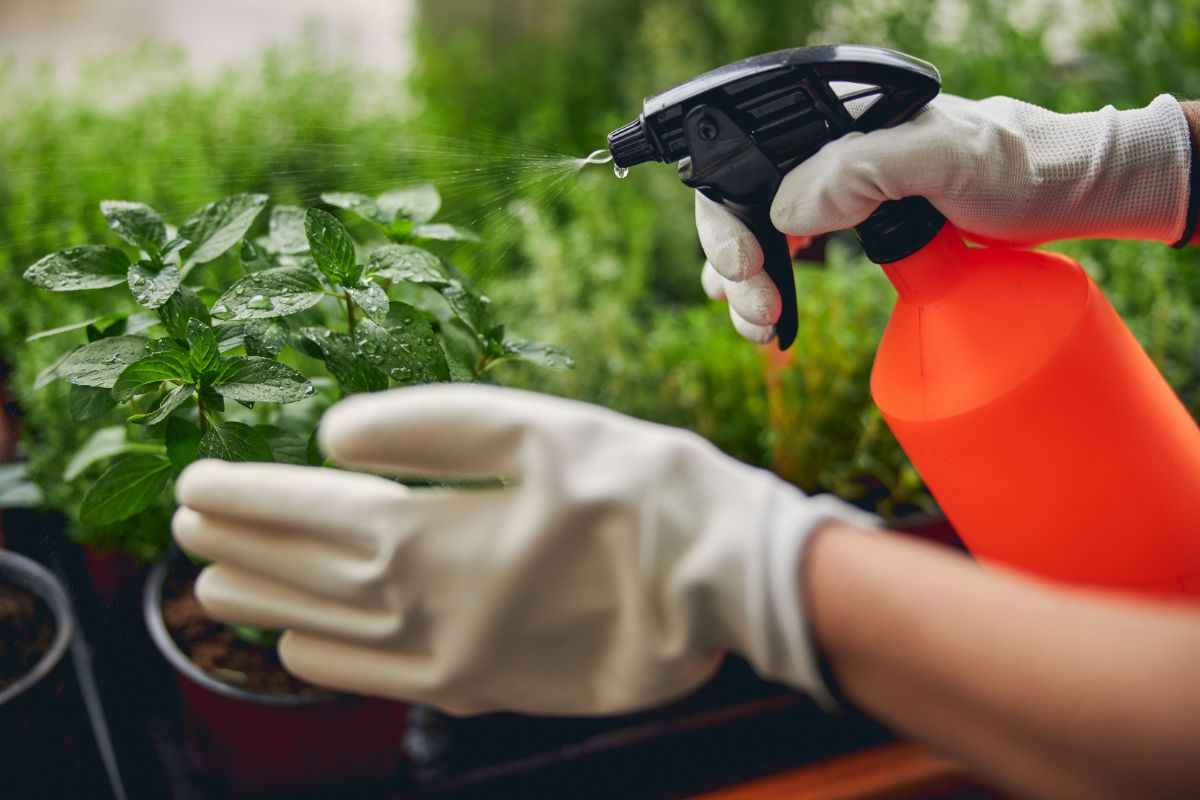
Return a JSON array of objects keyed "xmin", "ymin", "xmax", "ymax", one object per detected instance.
[
  {"xmin": 699, "ymin": 93, "xmax": 1194, "ymax": 343},
  {"xmin": 173, "ymin": 385, "xmax": 877, "ymax": 716}
]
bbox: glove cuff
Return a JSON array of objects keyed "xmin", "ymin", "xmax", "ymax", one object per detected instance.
[
  {"xmin": 1072, "ymin": 94, "xmax": 1193, "ymax": 244},
  {"xmin": 747, "ymin": 490, "xmax": 879, "ymax": 710}
]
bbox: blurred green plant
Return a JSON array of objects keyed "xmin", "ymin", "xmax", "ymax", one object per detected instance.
[{"xmin": 17, "ymin": 186, "xmax": 567, "ymax": 557}]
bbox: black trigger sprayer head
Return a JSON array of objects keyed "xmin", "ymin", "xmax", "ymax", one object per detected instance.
[
  {"xmin": 603, "ymin": 44, "xmax": 943, "ymax": 350},
  {"xmin": 607, "ymin": 117, "xmax": 658, "ymax": 169}
]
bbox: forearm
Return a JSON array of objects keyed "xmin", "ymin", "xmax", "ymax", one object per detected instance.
[
  {"xmin": 805, "ymin": 523, "xmax": 1200, "ymax": 800},
  {"xmin": 1183, "ymin": 101, "xmax": 1200, "ymax": 245}
]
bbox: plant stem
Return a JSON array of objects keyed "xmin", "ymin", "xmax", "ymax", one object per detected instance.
[
  {"xmin": 342, "ymin": 291, "xmax": 357, "ymax": 334},
  {"xmin": 197, "ymin": 394, "xmax": 208, "ymax": 435}
]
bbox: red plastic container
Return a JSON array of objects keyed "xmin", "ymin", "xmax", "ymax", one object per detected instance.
[
  {"xmin": 871, "ymin": 225, "xmax": 1200, "ymax": 601},
  {"xmin": 144, "ymin": 559, "xmax": 408, "ymax": 796}
]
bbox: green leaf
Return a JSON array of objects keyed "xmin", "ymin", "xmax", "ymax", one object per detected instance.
[
  {"xmin": 305, "ymin": 207, "xmax": 360, "ymax": 286},
  {"xmin": 197, "ymin": 421, "xmax": 275, "ymax": 463},
  {"xmin": 243, "ymin": 319, "xmax": 287, "ymax": 358},
  {"xmin": 439, "ymin": 283, "xmax": 491, "ymax": 337},
  {"xmin": 166, "ymin": 417, "xmax": 203, "ymax": 474},
  {"xmin": 256, "ymin": 425, "xmax": 309, "ymax": 465},
  {"xmin": 186, "ymin": 319, "xmax": 220, "ymax": 374},
  {"xmin": 377, "ymin": 184, "xmax": 441, "ymax": 224},
  {"xmin": 24, "ymin": 246, "xmax": 130, "ymax": 291},
  {"xmin": 129, "ymin": 383, "xmax": 194, "ymax": 425},
  {"xmin": 213, "ymin": 357, "xmax": 314, "ymax": 403},
  {"xmin": 357, "ymin": 314, "xmax": 450, "ymax": 384},
  {"xmin": 320, "ymin": 192, "xmax": 387, "ymax": 226},
  {"xmin": 57, "ymin": 336, "xmax": 150, "ymax": 388},
  {"xmin": 100, "ymin": 200, "xmax": 168, "ymax": 255},
  {"xmin": 499, "ymin": 338, "xmax": 575, "ymax": 370},
  {"xmin": 25, "ymin": 314, "xmax": 125, "ymax": 343},
  {"xmin": 413, "ymin": 223, "xmax": 481, "ymax": 243},
  {"xmin": 65, "ymin": 426, "xmax": 164, "ymax": 481},
  {"xmin": 80, "ymin": 454, "xmax": 173, "ymax": 526},
  {"xmin": 300, "ymin": 328, "xmax": 387, "ymax": 394},
  {"xmin": 265, "ymin": 205, "xmax": 310, "ymax": 254},
  {"xmin": 212, "ymin": 267, "xmax": 325, "ymax": 320},
  {"xmin": 70, "ymin": 384, "xmax": 116, "ymax": 422},
  {"xmin": 127, "ymin": 261, "xmax": 181, "ymax": 309},
  {"xmin": 157, "ymin": 286, "xmax": 211, "ymax": 340},
  {"xmin": 366, "ymin": 245, "xmax": 451, "ymax": 286},
  {"xmin": 180, "ymin": 194, "xmax": 269, "ymax": 266},
  {"xmin": 347, "ymin": 281, "xmax": 390, "ymax": 322},
  {"xmin": 112, "ymin": 351, "xmax": 193, "ymax": 402}
]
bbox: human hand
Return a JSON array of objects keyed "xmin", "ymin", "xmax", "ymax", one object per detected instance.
[
  {"xmin": 698, "ymin": 93, "xmax": 1193, "ymax": 343},
  {"xmin": 173, "ymin": 385, "xmax": 876, "ymax": 715}
]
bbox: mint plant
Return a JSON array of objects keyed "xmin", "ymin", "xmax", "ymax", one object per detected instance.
[{"xmin": 22, "ymin": 186, "xmax": 571, "ymax": 554}]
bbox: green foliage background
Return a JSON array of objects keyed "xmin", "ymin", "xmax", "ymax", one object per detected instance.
[{"xmin": 2, "ymin": 0, "xmax": 1198, "ymax": 534}]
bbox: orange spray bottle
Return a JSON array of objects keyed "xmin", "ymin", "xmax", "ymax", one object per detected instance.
[{"xmin": 609, "ymin": 44, "xmax": 1200, "ymax": 600}]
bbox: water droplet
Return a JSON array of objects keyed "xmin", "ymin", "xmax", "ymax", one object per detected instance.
[
  {"xmin": 479, "ymin": 295, "xmax": 491, "ymax": 305},
  {"xmin": 614, "ymin": 164, "xmax": 630, "ymax": 179},
  {"xmin": 212, "ymin": 303, "xmax": 228, "ymax": 314},
  {"xmin": 389, "ymin": 367, "xmax": 412, "ymax": 381},
  {"xmin": 368, "ymin": 354, "xmax": 383, "ymax": 364},
  {"xmin": 247, "ymin": 294, "xmax": 272, "ymax": 310},
  {"xmin": 400, "ymin": 316, "xmax": 413, "ymax": 325},
  {"xmin": 303, "ymin": 385, "xmax": 316, "ymax": 396}
]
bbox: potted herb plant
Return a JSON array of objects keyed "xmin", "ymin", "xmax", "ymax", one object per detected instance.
[{"xmin": 21, "ymin": 185, "xmax": 571, "ymax": 795}]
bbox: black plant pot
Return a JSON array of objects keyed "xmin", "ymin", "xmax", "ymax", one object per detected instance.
[{"xmin": 0, "ymin": 549, "xmax": 112, "ymax": 798}]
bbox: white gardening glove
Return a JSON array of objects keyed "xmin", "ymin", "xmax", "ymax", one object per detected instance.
[
  {"xmin": 699, "ymin": 93, "xmax": 1194, "ymax": 343},
  {"xmin": 172, "ymin": 385, "xmax": 877, "ymax": 716}
]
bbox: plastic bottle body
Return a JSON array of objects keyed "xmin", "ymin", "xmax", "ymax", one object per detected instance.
[{"xmin": 871, "ymin": 225, "xmax": 1200, "ymax": 600}]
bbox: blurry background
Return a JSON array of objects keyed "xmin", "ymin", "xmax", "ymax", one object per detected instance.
[{"xmin": 2, "ymin": 0, "xmax": 1198, "ymax": 524}]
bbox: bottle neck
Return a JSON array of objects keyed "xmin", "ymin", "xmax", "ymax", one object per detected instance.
[{"xmin": 880, "ymin": 225, "xmax": 970, "ymax": 304}]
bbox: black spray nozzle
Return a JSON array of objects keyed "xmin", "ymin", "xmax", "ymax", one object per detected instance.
[
  {"xmin": 608, "ymin": 117, "xmax": 658, "ymax": 169},
  {"xmin": 604, "ymin": 44, "xmax": 943, "ymax": 350}
]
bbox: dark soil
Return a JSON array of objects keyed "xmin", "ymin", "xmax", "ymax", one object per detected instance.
[
  {"xmin": 161, "ymin": 561, "xmax": 324, "ymax": 697},
  {"xmin": 0, "ymin": 578, "xmax": 56, "ymax": 691}
]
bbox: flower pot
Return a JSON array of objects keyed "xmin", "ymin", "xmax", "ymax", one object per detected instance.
[
  {"xmin": 144, "ymin": 555, "xmax": 408, "ymax": 797},
  {"xmin": 82, "ymin": 544, "xmax": 146, "ymax": 609},
  {"xmin": 0, "ymin": 549, "xmax": 111, "ymax": 797}
]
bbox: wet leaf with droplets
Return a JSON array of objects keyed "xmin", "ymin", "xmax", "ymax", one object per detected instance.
[
  {"xmin": 56, "ymin": 336, "xmax": 150, "ymax": 388},
  {"xmin": 157, "ymin": 286, "xmax": 211, "ymax": 340},
  {"xmin": 101, "ymin": 200, "xmax": 168, "ymax": 255},
  {"xmin": 186, "ymin": 318, "xmax": 220, "ymax": 375},
  {"xmin": 213, "ymin": 356, "xmax": 314, "ymax": 404},
  {"xmin": 300, "ymin": 328, "xmax": 387, "ymax": 394},
  {"xmin": 212, "ymin": 267, "xmax": 325, "ymax": 320},
  {"xmin": 180, "ymin": 194, "xmax": 268, "ymax": 266},
  {"xmin": 356, "ymin": 313, "xmax": 450, "ymax": 385},
  {"xmin": 305, "ymin": 207, "xmax": 361, "ymax": 286},
  {"xmin": 23, "ymin": 246, "xmax": 131, "ymax": 291},
  {"xmin": 500, "ymin": 338, "xmax": 576, "ymax": 371},
  {"xmin": 366, "ymin": 244, "xmax": 450, "ymax": 286},
  {"xmin": 347, "ymin": 280, "xmax": 390, "ymax": 323},
  {"xmin": 127, "ymin": 261, "xmax": 181, "ymax": 309}
]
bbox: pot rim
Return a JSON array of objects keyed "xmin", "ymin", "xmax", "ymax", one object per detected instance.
[
  {"xmin": 0, "ymin": 550, "xmax": 75, "ymax": 707},
  {"xmin": 143, "ymin": 554, "xmax": 339, "ymax": 707}
]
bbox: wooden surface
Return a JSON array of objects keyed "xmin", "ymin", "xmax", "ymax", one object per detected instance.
[{"xmin": 691, "ymin": 742, "xmax": 1009, "ymax": 800}]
